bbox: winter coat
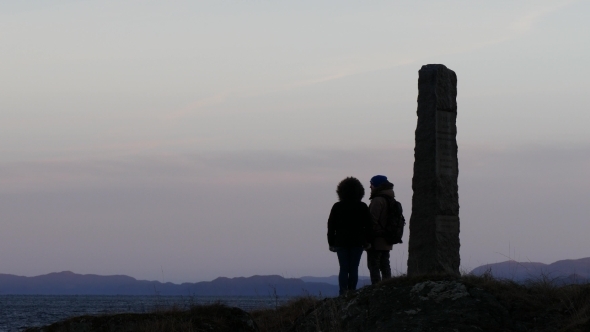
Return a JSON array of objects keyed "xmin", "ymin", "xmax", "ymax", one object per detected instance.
[
  {"xmin": 369, "ymin": 182, "xmax": 395, "ymax": 251},
  {"xmin": 327, "ymin": 200, "xmax": 371, "ymax": 248}
]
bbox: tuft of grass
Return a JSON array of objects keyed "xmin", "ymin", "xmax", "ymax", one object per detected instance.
[
  {"xmin": 461, "ymin": 273, "xmax": 590, "ymax": 331},
  {"xmin": 378, "ymin": 272, "xmax": 460, "ymax": 286},
  {"xmin": 249, "ymin": 296, "xmax": 320, "ymax": 332},
  {"xmin": 141, "ymin": 303, "xmax": 255, "ymax": 331},
  {"xmin": 24, "ymin": 303, "xmax": 257, "ymax": 332}
]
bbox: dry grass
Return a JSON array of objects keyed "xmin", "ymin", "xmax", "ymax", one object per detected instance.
[
  {"xmin": 141, "ymin": 303, "xmax": 258, "ymax": 332},
  {"xmin": 249, "ymin": 296, "xmax": 320, "ymax": 332},
  {"xmin": 25, "ymin": 303, "xmax": 255, "ymax": 332},
  {"xmin": 461, "ymin": 273, "xmax": 590, "ymax": 331}
]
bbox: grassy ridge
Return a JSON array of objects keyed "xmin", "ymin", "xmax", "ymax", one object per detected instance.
[
  {"xmin": 254, "ymin": 273, "xmax": 590, "ymax": 332},
  {"xmin": 460, "ymin": 273, "xmax": 590, "ymax": 331},
  {"xmin": 25, "ymin": 274, "xmax": 590, "ymax": 332}
]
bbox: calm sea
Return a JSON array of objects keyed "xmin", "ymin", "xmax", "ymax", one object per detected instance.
[{"xmin": 0, "ymin": 295, "xmax": 292, "ymax": 332}]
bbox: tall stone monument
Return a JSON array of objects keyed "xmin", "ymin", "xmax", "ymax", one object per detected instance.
[{"xmin": 407, "ymin": 64, "xmax": 460, "ymax": 276}]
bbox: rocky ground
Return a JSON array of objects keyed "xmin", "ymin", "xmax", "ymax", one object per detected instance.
[
  {"xmin": 23, "ymin": 274, "xmax": 590, "ymax": 332},
  {"xmin": 291, "ymin": 274, "xmax": 590, "ymax": 332}
]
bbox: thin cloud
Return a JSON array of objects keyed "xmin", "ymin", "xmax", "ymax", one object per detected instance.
[
  {"xmin": 418, "ymin": 0, "xmax": 579, "ymax": 60},
  {"xmin": 511, "ymin": 0, "xmax": 578, "ymax": 34},
  {"xmin": 136, "ymin": 1, "xmax": 579, "ymax": 124},
  {"xmin": 161, "ymin": 66, "xmax": 400, "ymax": 120},
  {"xmin": 291, "ymin": 72, "xmax": 353, "ymax": 88},
  {"xmin": 241, "ymin": 58, "xmax": 417, "ymax": 99},
  {"xmin": 175, "ymin": 2, "xmax": 578, "ymax": 103},
  {"xmin": 287, "ymin": 58, "xmax": 418, "ymax": 90}
]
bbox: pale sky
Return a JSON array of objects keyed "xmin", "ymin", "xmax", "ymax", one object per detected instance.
[{"xmin": 1, "ymin": 1, "xmax": 589, "ymax": 283}]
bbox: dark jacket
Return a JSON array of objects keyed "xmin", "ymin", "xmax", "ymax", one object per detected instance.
[
  {"xmin": 369, "ymin": 182, "xmax": 396, "ymax": 251},
  {"xmin": 327, "ymin": 200, "xmax": 371, "ymax": 248}
]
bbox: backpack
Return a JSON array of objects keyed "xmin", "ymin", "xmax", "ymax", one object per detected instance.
[{"xmin": 375, "ymin": 196, "xmax": 406, "ymax": 245}]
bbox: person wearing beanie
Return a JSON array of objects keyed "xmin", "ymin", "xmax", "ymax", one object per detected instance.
[
  {"xmin": 327, "ymin": 177, "xmax": 372, "ymax": 296},
  {"xmin": 367, "ymin": 175, "xmax": 395, "ymax": 284}
]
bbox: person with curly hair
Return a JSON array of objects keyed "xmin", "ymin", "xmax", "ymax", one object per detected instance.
[{"xmin": 327, "ymin": 177, "xmax": 372, "ymax": 296}]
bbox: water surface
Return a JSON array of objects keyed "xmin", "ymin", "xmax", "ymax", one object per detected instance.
[{"xmin": 0, "ymin": 295, "xmax": 291, "ymax": 332}]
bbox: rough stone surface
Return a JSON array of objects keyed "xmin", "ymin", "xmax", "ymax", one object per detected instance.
[
  {"xmin": 411, "ymin": 280, "xmax": 469, "ymax": 302},
  {"xmin": 407, "ymin": 64, "xmax": 460, "ymax": 276}
]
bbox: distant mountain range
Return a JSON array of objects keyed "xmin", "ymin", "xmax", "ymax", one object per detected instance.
[
  {"xmin": 0, "ymin": 271, "xmax": 338, "ymax": 296},
  {"xmin": 3, "ymin": 258, "xmax": 587, "ymax": 296},
  {"xmin": 470, "ymin": 257, "xmax": 590, "ymax": 284}
]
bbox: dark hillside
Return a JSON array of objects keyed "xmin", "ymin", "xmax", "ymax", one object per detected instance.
[
  {"xmin": 289, "ymin": 274, "xmax": 590, "ymax": 332},
  {"xmin": 24, "ymin": 274, "xmax": 590, "ymax": 331}
]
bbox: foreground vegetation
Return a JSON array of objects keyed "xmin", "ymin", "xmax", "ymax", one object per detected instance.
[
  {"xmin": 256, "ymin": 274, "xmax": 590, "ymax": 331},
  {"xmin": 25, "ymin": 274, "xmax": 590, "ymax": 332},
  {"xmin": 459, "ymin": 273, "xmax": 590, "ymax": 331}
]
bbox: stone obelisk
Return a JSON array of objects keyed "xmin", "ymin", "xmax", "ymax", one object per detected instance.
[{"xmin": 407, "ymin": 64, "xmax": 460, "ymax": 276}]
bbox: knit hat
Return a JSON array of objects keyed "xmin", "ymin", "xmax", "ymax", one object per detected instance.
[{"xmin": 370, "ymin": 175, "xmax": 388, "ymax": 187}]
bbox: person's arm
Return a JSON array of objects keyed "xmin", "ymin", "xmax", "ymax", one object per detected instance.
[
  {"xmin": 327, "ymin": 203, "xmax": 338, "ymax": 247},
  {"xmin": 362, "ymin": 203, "xmax": 373, "ymax": 248},
  {"xmin": 369, "ymin": 197, "xmax": 386, "ymax": 227}
]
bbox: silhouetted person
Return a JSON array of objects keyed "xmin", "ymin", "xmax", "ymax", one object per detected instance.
[
  {"xmin": 327, "ymin": 177, "xmax": 372, "ymax": 296},
  {"xmin": 367, "ymin": 175, "xmax": 395, "ymax": 284}
]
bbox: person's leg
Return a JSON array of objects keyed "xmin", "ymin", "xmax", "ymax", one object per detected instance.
[
  {"xmin": 367, "ymin": 249, "xmax": 381, "ymax": 285},
  {"xmin": 379, "ymin": 250, "xmax": 392, "ymax": 280},
  {"xmin": 347, "ymin": 247, "xmax": 364, "ymax": 290},
  {"xmin": 335, "ymin": 248, "xmax": 350, "ymax": 295}
]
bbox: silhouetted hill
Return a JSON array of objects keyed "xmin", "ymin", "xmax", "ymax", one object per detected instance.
[
  {"xmin": 470, "ymin": 257, "xmax": 590, "ymax": 284},
  {"xmin": 24, "ymin": 274, "xmax": 590, "ymax": 331},
  {"xmin": 300, "ymin": 275, "xmax": 370, "ymax": 286},
  {"xmin": 289, "ymin": 274, "xmax": 590, "ymax": 331},
  {"xmin": 0, "ymin": 271, "xmax": 338, "ymax": 296}
]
